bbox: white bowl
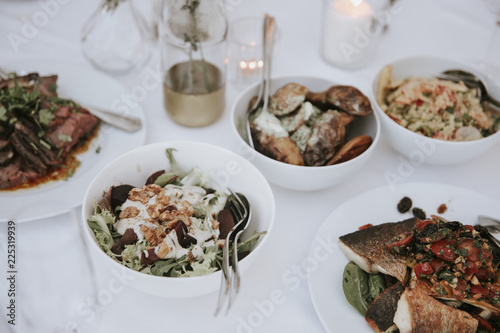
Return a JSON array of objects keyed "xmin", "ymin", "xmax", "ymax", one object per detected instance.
[
  {"xmin": 81, "ymin": 141, "xmax": 275, "ymax": 298},
  {"xmin": 231, "ymin": 76, "xmax": 380, "ymax": 191},
  {"xmin": 372, "ymin": 55, "xmax": 500, "ymax": 165}
]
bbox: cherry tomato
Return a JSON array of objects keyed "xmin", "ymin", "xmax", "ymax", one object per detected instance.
[
  {"xmin": 429, "ymin": 258, "xmax": 445, "ymax": 273},
  {"xmin": 431, "ymin": 239, "xmax": 457, "ymax": 261},
  {"xmin": 456, "ymin": 239, "xmax": 481, "ymax": 261},
  {"xmin": 470, "ymin": 284, "xmax": 485, "ymax": 295},
  {"xmin": 464, "ymin": 225, "xmax": 475, "ymax": 233},
  {"xmin": 415, "ymin": 219, "xmax": 435, "ymax": 232},
  {"xmin": 465, "ymin": 260, "xmax": 478, "ymax": 276},
  {"xmin": 387, "ymin": 231, "xmax": 414, "ymax": 250},
  {"xmin": 414, "ymin": 262, "xmax": 433, "ymax": 279},
  {"xmin": 476, "ymin": 268, "xmax": 492, "ymax": 282}
]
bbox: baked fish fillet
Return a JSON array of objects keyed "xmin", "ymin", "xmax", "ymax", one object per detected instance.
[
  {"xmin": 394, "ymin": 288, "xmax": 478, "ymax": 333},
  {"xmin": 339, "ymin": 218, "xmax": 416, "ymax": 282}
]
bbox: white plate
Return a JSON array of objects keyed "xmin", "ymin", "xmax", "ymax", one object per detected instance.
[
  {"xmin": 0, "ymin": 64, "xmax": 147, "ymax": 222},
  {"xmin": 307, "ymin": 182, "xmax": 500, "ymax": 333}
]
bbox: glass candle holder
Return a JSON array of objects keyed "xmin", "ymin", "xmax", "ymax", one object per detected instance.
[
  {"xmin": 322, "ymin": 0, "xmax": 381, "ymax": 69},
  {"xmin": 159, "ymin": 0, "xmax": 228, "ymax": 127},
  {"xmin": 228, "ymin": 17, "xmax": 264, "ymax": 89}
]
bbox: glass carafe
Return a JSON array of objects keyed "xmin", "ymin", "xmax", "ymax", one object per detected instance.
[
  {"xmin": 81, "ymin": 0, "xmax": 156, "ymax": 75},
  {"xmin": 159, "ymin": 0, "xmax": 228, "ymax": 127}
]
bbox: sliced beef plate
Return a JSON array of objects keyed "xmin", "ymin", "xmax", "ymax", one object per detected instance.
[
  {"xmin": 45, "ymin": 107, "xmax": 99, "ymax": 156},
  {"xmin": 0, "ymin": 73, "xmax": 99, "ymax": 190}
]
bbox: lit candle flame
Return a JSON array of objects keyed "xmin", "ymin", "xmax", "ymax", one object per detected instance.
[
  {"xmin": 350, "ymin": 0, "xmax": 362, "ymax": 7},
  {"xmin": 240, "ymin": 60, "xmax": 247, "ymax": 69}
]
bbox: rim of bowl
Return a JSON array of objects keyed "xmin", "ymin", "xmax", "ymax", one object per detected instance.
[
  {"xmin": 81, "ymin": 141, "xmax": 275, "ymax": 282},
  {"xmin": 230, "ymin": 75, "xmax": 381, "ymax": 170},
  {"xmin": 371, "ymin": 55, "xmax": 500, "ymax": 146}
]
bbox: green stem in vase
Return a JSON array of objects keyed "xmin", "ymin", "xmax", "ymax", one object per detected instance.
[
  {"xmin": 181, "ymin": 0, "xmax": 212, "ymax": 93},
  {"xmin": 103, "ymin": 0, "xmax": 126, "ymax": 10}
]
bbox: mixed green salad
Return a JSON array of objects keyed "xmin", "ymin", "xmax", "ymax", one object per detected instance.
[{"xmin": 87, "ymin": 148, "xmax": 264, "ymax": 278}]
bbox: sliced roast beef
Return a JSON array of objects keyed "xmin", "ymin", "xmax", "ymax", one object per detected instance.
[
  {"xmin": 10, "ymin": 122, "xmax": 62, "ymax": 174},
  {"xmin": 45, "ymin": 108, "xmax": 99, "ymax": 156}
]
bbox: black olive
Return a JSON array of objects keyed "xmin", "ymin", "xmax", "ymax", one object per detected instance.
[
  {"xmin": 412, "ymin": 207, "xmax": 426, "ymax": 220},
  {"xmin": 421, "ymin": 223, "xmax": 438, "ymax": 236},
  {"xmin": 397, "ymin": 197, "xmax": 412, "ymax": 213},
  {"xmin": 443, "ymin": 221, "xmax": 462, "ymax": 231},
  {"xmin": 459, "ymin": 231, "xmax": 474, "ymax": 238},
  {"xmin": 474, "ymin": 225, "xmax": 490, "ymax": 239}
]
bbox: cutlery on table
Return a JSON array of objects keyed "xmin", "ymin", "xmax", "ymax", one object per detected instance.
[
  {"xmin": 244, "ymin": 15, "xmax": 276, "ymax": 148},
  {"xmin": 214, "ymin": 191, "xmax": 250, "ymax": 315}
]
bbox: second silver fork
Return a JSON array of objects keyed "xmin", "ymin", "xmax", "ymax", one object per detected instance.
[{"xmin": 214, "ymin": 191, "xmax": 249, "ymax": 316}]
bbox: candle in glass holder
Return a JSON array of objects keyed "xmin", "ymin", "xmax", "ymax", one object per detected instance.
[
  {"xmin": 229, "ymin": 17, "xmax": 265, "ymax": 87},
  {"xmin": 322, "ymin": 0, "xmax": 375, "ymax": 69}
]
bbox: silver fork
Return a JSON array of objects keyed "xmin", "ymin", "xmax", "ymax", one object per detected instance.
[
  {"xmin": 214, "ymin": 190, "xmax": 249, "ymax": 316},
  {"xmin": 0, "ymin": 67, "xmax": 11, "ymax": 80},
  {"xmin": 477, "ymin": 215, "xmax": 500, "ymax": 247},
  {"xmin": 0, "ymin": 67, "xmax": 142, "ymax": 132}
]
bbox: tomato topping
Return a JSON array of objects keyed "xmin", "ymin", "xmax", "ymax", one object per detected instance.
[
  {"xmin": 476, "ymin": 269, "xmax": 492, "ymax": 282},
  {"xmin": 387, "ymin": 231, "xmax": 414, "ymax": 251},
  {"xmin": 415, "ymin": 99, "xmax": 423, "ymax": 106},
  {"xmin": 414, "ymin": 262, "xmax": 433, "ymax": 279},
  {"xmin": 473, "ymin": 315, "xmax": 495, "ymax": 332},
  {"xmin": 470, "ymin": 284, "xmax": 485, "ymax": 295},
  {"xmin": 415, "ymin": 219, "xmax": 435, "ymax": 232},
  {"xmin": 431, "ymin": 239, "xmax": 457, "ymax": 261},
  {"xmin": 358, "ymin": 224, "xmax": 373, "ymax": 230},
  {"xmin": 464, "ymin": 225, "xmax": 475, "ymax": 233},
  {"xmin": 429, "ymin": 258, "xmax": 445, "ymax": 273},
  {"xmin": 465, "ymin": 260, "xmax": 478, "ymax": 276},
  {"xmin": 456, "ymin": 239, "xmax": 481, "ymax": 261}
]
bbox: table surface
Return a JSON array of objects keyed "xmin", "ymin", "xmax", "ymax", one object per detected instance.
[{"xmin": 0, "ymin": 0, "xmax": 499, "ymax": 332}]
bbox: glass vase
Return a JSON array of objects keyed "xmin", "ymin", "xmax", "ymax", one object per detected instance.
[
  {"xmin": 81, "ymin": 0, "xmax": 156, "ymax": 75},
  {"xmin": 159, "ymin": 0, "xmax": 228, "ymax": 127}
]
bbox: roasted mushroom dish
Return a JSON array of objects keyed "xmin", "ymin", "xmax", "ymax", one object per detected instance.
[
  {"xmin": 340, "ymin": 215, "xmax": 500, "ymax": 332},
  {"xmin": 250, "ymin": 82, "xmax": 374, "ymax": 166},
  {"xmin": 0, "ymin": 73, "xmax": 99, "ymax": 190}
]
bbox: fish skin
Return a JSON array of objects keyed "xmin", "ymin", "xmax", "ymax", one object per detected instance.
[
  {"xmin": 365, "ymin": 282, "xmax": 405, "ymax": 332},
  {"xmin": 339, "ymin": 218, "xmax": 416, "ymax": 282}
]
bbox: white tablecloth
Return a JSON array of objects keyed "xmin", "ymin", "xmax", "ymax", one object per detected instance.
[{"xmin": 0, "ymin": 0, "xmax": 498, "ymax": 332}]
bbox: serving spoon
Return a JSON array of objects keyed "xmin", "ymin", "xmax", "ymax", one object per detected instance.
[
  {"xmin": 439, "ymin": 69, "xmax": 500, "ymax": 110},
  {"xmin": 244, "ymin": 15, "xmax": 276, "ymax": 148}
]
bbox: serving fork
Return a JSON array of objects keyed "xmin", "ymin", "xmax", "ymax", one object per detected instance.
[{"xmin": 214, "ymin": 190, "xmax": 250, "ymax": 316}]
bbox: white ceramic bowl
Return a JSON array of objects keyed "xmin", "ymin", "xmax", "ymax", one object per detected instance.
[
  {"xmin": 231, "ymin": 76, "xmax": 380, "ymax": 191},
  {"xmin": 372, "ymin": 55, "xmax": 500, "ymax": 165},
  {"xmin": 82, "ymin": 141, "xmax": 275, "ymax": 298}
]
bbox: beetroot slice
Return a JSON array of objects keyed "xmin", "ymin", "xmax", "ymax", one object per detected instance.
[
  {"xmin": 110, "ymin": 184, "xmax": 135, "ymax": 211},
  {"xmin": 217, "ymin": 209, "xmax": 234, "ymax": 240},
  {"xmin": 141, "ymin": 248, "xmax": 159, "ymax": 265},
  {"xmin": 146, "ymin": 170, "xmax": 165, "ymax": 185}
]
